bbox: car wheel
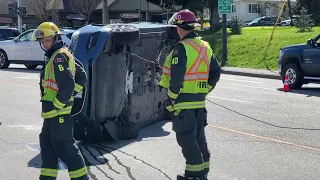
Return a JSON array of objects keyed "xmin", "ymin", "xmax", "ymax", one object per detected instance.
[
  {"xmin": 0, "ymin": 50, "xmax": 10, "ymax": 69},
  {"xmin": 107, "ymin": 24, "xmax": 140, "ymax": 45},
  {"xmin": 282, "ymin": 63, "xmax": 303, "ymax": 89},
  {"xmin": 25, "ymin": 64, "xmax": 38, "ymax": 70}
]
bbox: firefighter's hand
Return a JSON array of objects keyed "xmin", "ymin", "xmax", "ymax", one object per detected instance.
[
  {"xmin": 163, "ymin": 97, "xmax": 175, "ymax": 107},
  {"xmin": 155, "ymin": 64, "xmax": 162, "ymax": 72}
]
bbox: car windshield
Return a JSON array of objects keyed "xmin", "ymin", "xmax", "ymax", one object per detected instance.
[
  {"xmin": 0, "ymin": 29, "xmax": 19, "ymax": 40},
  {"xmin": 251, "ymin": 18, "xmax": 262, "ymax": 23}
]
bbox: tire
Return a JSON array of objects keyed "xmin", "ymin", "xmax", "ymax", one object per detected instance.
[
  {"xmin": 25, "ymin": 64, "xmax": 38, "ymax": 70},
  {"xmin": 0, "ymin": 50, "xmax": 10, "ymax": 69},
  {"xmin": 281, "ymin": 63, "xmax": 303, "ymax": 89},
  {"xmin": 107, "ymin": 24, "xmax": 140, "ymax": 45}
]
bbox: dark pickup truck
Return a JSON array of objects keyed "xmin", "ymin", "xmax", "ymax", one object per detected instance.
[{"xmin": 278, "ymin": 34, "xmax": 320, "ymax": 89}]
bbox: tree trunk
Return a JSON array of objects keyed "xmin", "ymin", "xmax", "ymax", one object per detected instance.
[
  {"xmin": 86, "ymin": 14, "xmax": 90, "ymax": 25},
  {"xmin": 209, "ymin": 1, "xmax": 221, "ymax": 33}
]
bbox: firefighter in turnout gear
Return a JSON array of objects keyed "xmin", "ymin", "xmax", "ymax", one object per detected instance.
[
  {"xmin": 32, "ymin": 22, "xmax": 88, "ymax": 180},
  {"xmin": 160, "ymin": 10, "xmax": 221, "ymax": 180}
]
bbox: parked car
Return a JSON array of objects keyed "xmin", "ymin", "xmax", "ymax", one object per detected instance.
[
  {"xmin": 278, "ymin": 34, "xmax": 320, "ymax": 89},
  {"xmin": 0, "ymin": 28, "xmax": 75, "ymax": 69},
  {"xmin": 0, "ymin": 27, "xmax": 21, "ymax": 41},
  {"xmin": 245, "ymin": 16, "xmax": 277, "ymax": 27}
]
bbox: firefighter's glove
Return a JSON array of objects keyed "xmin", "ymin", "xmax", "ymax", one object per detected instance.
[
  {"xmin": 163, "ymin": 97, "xmax": 175, "ymax": 112},
  {"xmin": 206, "ymin": 84, "xmax": 214, "ymax": 96},
  {"xmin": 155, "ymin": 64, "xmax": 162, "ymax": 73}
]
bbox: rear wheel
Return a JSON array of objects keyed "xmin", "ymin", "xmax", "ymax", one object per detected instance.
[
  {"xmin": 281, "ymin": 63, "xmax": 303, "ymax": 89},
  {"xmin": 0, "ymin": 50, "xmax": 10, "ymax": 69},
  {"xmin": 25, "ymin": 64, "xmax": 38, "ymax": 70}
]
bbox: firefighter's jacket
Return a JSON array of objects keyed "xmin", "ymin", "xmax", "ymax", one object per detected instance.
[
  {"xmin": 40, "ymin": 41, "xmax": 86, "ymax": 119},
  {"xmin": 159, "ymin": 32, "xmax": 221, "ymax": 112}
]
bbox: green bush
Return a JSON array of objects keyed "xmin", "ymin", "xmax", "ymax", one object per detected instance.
[
  {"xmin": 294, "ymin": 7, "xmax": 315, "ymax": 32},
  {"xmin": 229, "ymin": 17, "xmax": 243, "ymax": 34}
]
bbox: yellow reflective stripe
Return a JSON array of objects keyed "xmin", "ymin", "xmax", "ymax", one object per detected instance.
[
  {"xmin": 166, "ymin": 105, "xmax": 174, "ymax": 112},
  {"xmin": 166, "ymin": 101, "xmax": 205, "ymax": 112},
  {"xmin": 208, "ymin": 85, "xmax": 213, "ymax": 91},
  {"xmin": 168, "ymin": 89, "xmax": 179, "ymax": 99},
  {"xmin": 186, "ymin": 163, "xmax": 205, "ymax": 172},
  {"xmin": 58, "ymin": 106, "xmax": 72, "ymax": 115},
  {"xmin": 74, "ymin": 83, "xmax": 83, "ymax": 93},
  {"xmin": 70, "ymin": 96, "xmax": 75, "ymax": 102},
  {"xmin": 40, "ymin": 168, "xmax": 58, "ymax": 177},
  {"xmin": 53, "ymin": 97, "xmax": 66, "ymax": 109},
  {"xmin": 41, "ymin": 110, "xmax": 58, "ymax": 119},
  {"xmin": 204, "ymin": 161, "xmax": 210, "ymax": 169},
  {"xmin": 42, "ymin": 106, "xmax": 73, "ymax": 119},
  {"xmin": 68, "ymin": 166, "xmax": 88, "ymax": 178}
]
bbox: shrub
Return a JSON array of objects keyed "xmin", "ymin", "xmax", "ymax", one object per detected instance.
[
  {"xmin": 294, "ymin": 7, "xmax": 315, "ymax": 32},
  {"xmin": 229, "ymin": 17, "xmax": 243, "ymax": 34}
]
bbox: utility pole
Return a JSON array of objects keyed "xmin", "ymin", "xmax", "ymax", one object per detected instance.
[
  {"xmin": 221, "ymin": 14, "xmax": 227, "ymax": 66},
  {"xmin": 287, "ymin": 0, "xmax": 294, "ymax": 26},
  {"xmin": 139, "ymin": 0, "xmax": 141, "ymax": 22},
  {"xmin": 17, "ymin": 0, "xmax": 22, "ymax": 33},
  {"xmin": 102, "ymin": 0, "xmax": 109, "ymax": 24}
]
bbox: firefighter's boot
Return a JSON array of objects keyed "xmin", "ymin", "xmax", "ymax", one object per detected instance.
[{"xmin": 177, "ymin": 175, "xmax": 207, "ymax": 180}]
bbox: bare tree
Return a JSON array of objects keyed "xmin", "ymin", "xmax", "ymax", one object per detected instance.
[
  {"xmin": 72, "ymin": 0, "xmax": 102, "ymax": 24},
  {"xmin": 258, "ymin": 1, "xmax": 290, "ymax": 19},
  {"xmin": 31, "ymin": 0, "xmax": 61, "ymax": 21}
]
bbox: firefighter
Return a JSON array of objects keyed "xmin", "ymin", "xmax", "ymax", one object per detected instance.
[
  {"xmin": 32, "ymin": 22, "xmax": 88, "ymax": 180},
  {"xmin": 160, "ymin": 10, "xmax": 221, "ymax": 180}
]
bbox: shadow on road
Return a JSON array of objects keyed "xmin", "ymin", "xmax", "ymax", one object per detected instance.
[
  {"xmin": 27, "ymin": 121, "xmax": 171, "ymax": 175},
  {"xmin": 277, "ymin": 87, "xmax": 320, "ymax": 97}
]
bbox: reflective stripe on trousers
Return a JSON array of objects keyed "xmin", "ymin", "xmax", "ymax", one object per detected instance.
[
  {"xmin": 40, "ymin": 168, "xmax": 58, "ymax": 177},
  {"xmin": 69, "ymin": 166, "xmax": 88, "ymax": 179},
  {"xmin": 186, "ymin": 163, "xmax": 205, "ymax": 172}
]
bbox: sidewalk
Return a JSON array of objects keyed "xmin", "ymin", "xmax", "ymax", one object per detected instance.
[{"xmin": 221, "ymin": 67, "xmax": 281, "ymax": 80}]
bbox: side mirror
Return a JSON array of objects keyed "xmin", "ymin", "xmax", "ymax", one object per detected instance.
[{"xmin": 307, "ymin": 39, "xmax": 313, "ymax": 45}]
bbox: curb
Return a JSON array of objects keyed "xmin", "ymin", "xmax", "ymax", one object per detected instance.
[{"xmin": 221, "ymin": 69, "xmax": 281, "ymax": 80}]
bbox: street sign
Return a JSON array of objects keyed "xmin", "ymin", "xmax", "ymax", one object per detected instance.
[{"xmin": 218, "ymin": 0, "xmax": 232, "ymax": 14}]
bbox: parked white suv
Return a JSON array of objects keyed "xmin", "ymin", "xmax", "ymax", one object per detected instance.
[{"xmin": 0, "ymin": 29, "xmax": 75, "ymax": 69}]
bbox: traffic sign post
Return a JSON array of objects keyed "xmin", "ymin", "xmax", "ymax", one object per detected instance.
[{"xmin": 218, "ymin": 0, "xmax": 232, "ymax": 66}]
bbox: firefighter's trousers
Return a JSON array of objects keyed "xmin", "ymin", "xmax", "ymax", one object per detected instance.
[
  {"xmin": 39, "ymin": 114, "xmax": 88, "ymax": 180},
  {"xmin": 172, "ymin": 108, "xmax": 210, "ymax": 178}
]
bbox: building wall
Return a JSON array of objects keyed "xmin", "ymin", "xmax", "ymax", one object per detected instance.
[{"xmin": 226, "ymin": 0, "xmax": 294, "ymax": 22}]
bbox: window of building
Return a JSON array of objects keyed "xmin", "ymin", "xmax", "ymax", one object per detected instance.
[
  {"xmin": 232, "ymin": 4, "xmax": 236, "ymax": 13},
  {"xmin": 249, "ymin": 4, "xmax": 260, "ymax": 14}
]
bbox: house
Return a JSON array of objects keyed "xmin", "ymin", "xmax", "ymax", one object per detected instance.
[{"xmin": 226, "ymin": 0, "xmax": 297, "ymax": 22}]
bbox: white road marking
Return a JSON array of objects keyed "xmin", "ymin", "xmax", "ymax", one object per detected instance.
[
  {"xmin": 26, "ymin": 143, "xmax": 67, "ymax": 170},
  {"xmin": 7, "ymin": 125, "xmax": 41, "ymax": 131},
  {"xmin": 13, "ymin": 76, "xmax": 38, "ymax": 80},
  {"xmin": 221, "ymin": 83, "xmax": 276, "ymax": 91},
  {"xmin": 207, "ymin": 96, "xmax": 252, "ymax": 104},
  {"xmin": 220, "ymin": 77, "xmax": 265, "ymax": 84}
]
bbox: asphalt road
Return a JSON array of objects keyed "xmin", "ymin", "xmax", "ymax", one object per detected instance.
[{"xmin": 0, "ymin": 65, "xmax": 319, "ymax": 180}]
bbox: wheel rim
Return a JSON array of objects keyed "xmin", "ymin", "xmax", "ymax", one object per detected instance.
[
  {"xmin": 285, "ymin": 68, "xmax": 296, "ymax": 84},
  {"xmin": 0, "ymin": 53, "xmax": 5, "ymax": 67}
]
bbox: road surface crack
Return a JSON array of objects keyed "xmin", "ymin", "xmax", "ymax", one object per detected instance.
[
  {"xmin": 93, "ymin": 143, "xmax": 172, "ymax": 180},
  {"xmin": 82, "ymin": 144, "xmax": 114, "ymax": 180}
]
